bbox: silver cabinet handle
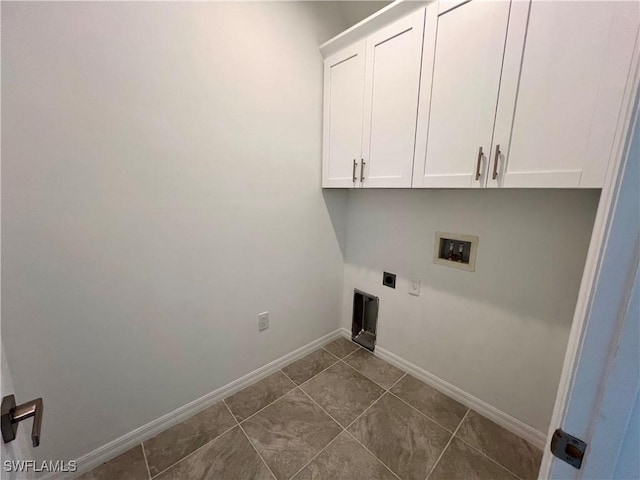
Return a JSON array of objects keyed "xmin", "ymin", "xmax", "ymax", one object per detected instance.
[
  {"xmin": 1, "ymin": 395, "xmax": 43, "ymax": 448},
  {"xmin": 492, "ymin": 144, "xmax": 501, "ymax": 180},
  {"xmin": 352, "ymin": 159, "xmax": 358, "ymax": 183},
  {"xmin": 360, "ymin": 159, "xmax": 366, "ymax": 182},
  {"xmin": 475, "ymin": 146, "xmax": 483, "ymax": 181}
]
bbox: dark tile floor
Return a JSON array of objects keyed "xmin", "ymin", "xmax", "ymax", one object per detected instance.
[{"xmin": 78, "ymin": 337, "xmax": 543, "ymax": 480}]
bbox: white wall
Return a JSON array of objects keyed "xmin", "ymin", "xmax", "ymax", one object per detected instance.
[
  {"xmin": 342, "ymin": 189, "xmax": 599, "ymax": 433},
  {"xmin": 336, "ymin": 1, "xmax": 392, "ymax": 27},
  {"xmin": 1, "ymin": 2, "xmax": 349, "ymax": 463}
]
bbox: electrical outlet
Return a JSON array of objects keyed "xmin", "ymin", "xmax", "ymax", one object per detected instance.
[
  {"xmin": 258, "ymin": 312, "xmax": 269, "ymax": 332},
  {"xmin": 409, "ymin": 277, "xmax": 421, "ymax": 296},
  {"xmin": 383, "ymin": 271, "xmax": 396, "ymax": 289}
]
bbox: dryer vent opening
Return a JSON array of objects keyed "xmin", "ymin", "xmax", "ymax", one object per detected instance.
[{"xmin": 352, "ymin": 289, "xmax": 379, "ymax": 351}]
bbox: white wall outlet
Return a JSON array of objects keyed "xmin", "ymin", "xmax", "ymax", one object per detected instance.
[
  {"xmin": 258, "ymin": 311, "xmax": 269, "ymax": 332},
  {"xmin": 409, "ymin": 278, "xmax": 421, "ymax": 296}
]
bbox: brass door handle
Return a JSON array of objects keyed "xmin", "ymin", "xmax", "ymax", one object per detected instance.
[
  {"xmin": 1, "ymin": 395, "xmax": 43, "ymax": 448},
  {"xmin": 492, "ymin": 144, "xmax": 501, "ymax": 180}
]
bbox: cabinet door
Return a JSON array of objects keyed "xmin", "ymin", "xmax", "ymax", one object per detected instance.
[
  {"xmin": 322, "ymin": 41, "xmax": 366, "ymax": 188},
  {"xmin": 360, "ymin": 9, "xmax": 424, "ymax": 188},
  {"xmin": 413, "ymin": 0, "xmax": 511, "ymax": 188},
  {"xmin": 489, "ymin": 1, "xmax": 639, "ymax": 188}
]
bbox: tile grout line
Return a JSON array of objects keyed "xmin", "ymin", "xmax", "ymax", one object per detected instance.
[
  {"xmin": 141, "ymin": 345, "xmax": 403, "ymax": 480},
  {"xmin": 236, "ymin": 423, "xmax": 278, "ymax": 480},
  {"xmin": 424, "ymin": 408, "xmax": 470, "ymax": 480},
  {"xmin": 286, "ymin": 418, "xmax": 343, "ymax": 479},
  {"xmin": 140, "ymin": 443, "xmax": 152, "ymax": 480},
  {"xmin": 335, "ymin": 345, "xmax": 533, "ymax": 480},
  {"xmin": 237, "ymin": 346, "xmax": 370, "ymax": 480},
  {"xmin": 338, "ymin": 346, "xmax": 407, "ymax": 392},
  {"xmin": 293, "ymin": 385, "xmax": 402, "ymax": 480},
  {"xmin": 155, "ymin": 346, "xmax": 401, "ymax": 480},
  {"xmin": 339, "ymin": 346, "xmax": 366, "ymax": 364},
  {"xmin": 146, "ymin": 421, "xmax": 239, "ymax": 479},
  {"xmin": 386, "ymin": 390, "xmax": 460, "ymax": 435},
  {"xmin": 266, "ymin": 366, "xmax": 346, "ymax": 479},
  {"xmin": 296, "ymin": 359, "xmax": 341, "ymax": 388},
  {"xmin": 232, "ymin": 343, "xmax": 342, "ymax": 427},
  {"xmin": 136, "ymin": 343, "xmax": 528, "ymax": 480},
  {"xmin": 289, "ymin": 360, "xmax": 341, "ymax": 390},
  {"xmin": 236, "ymin": 383, "xmax": 298, "ymax": 426},
  {"xmin": 79, "ymin": 342, "xmax": 353, "ymax": 479},
  {"xmin": 435, "ymin": 399, "xmax": 528, "ymax": 480},
  {"xmin": 335, "ymin": 374, "xmax": 410, "ymax": 480},
  {"xmin": 386, "ymin": 372, "xmax": 408, "ymax": 392},
  {"xmin": 453, "ymin": 433, "xmax": 527, "ymax": 480},
  {"xmin": 338, "ymin": 357, "xmax": 390, "ymax": 391},
  {"xmin": 223, "ymin": 400, "xmax": 279, "ymax": 480},
  {"xmin": 220, "ymin": 343, "xmax": 341, "ymax": 427},
  {"xmin": 340, "ymin": 349, "xmax": 517, "ymax": 475},
  {"xmin": 288, "ymin": 367, "xmax": 407, "ymax": 480},
  {"xmin": 341, "ymin": 372, "xmax": 408, "ymax": 435},
  {"xmin": 296, "ymin": 386, "xmax": 344, "ymax": 429},
  {"xmin": 320, "ymin": 345, "xmax": 343, "ymax": 361},
  {"xmin": 95, "ymin": 344, "xmax": 398, "ymax": 480},
  {"xmin": 222, "ymin": 399, "xmax": 239, "ymax": 427},
  {"xmin": 343, "ymin": 430, "xmax": 402, "ymax": 480},
  {"xmin": 340, "ymin": 344, "xmax": 365, "ymax": 358},
  {"xmin": 287, "ymin": 341, "xmax": 363, "ymax": 391},
  {"xmin": 278, "ymin": 368, "xmax": 299, "ymax": 387},
  {"xmin": 143, "ymin": 363, "xmax": 309, "ymax": 479}
]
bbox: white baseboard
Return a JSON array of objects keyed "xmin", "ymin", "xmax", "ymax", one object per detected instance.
[
  {"xmin": 44, "ymin": 329, "xmax": 342, "ymax": 480},
  {"xmin": 46, "ymin": 326, "xmax": 546, "ymax": 480},
  {"xmin": 339, "ymin": 328, "xmax": 547, "ymax": 449}
]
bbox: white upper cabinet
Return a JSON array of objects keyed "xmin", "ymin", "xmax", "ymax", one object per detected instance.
[
  {"xmin": 360, "ymin": 9, "xmax": 425, "ymax": 188},
  {"xmin": 413, "ymin": 0, "xmax": 511, "ymax": 188},
  {"xmin": 321, "ymin": 9, "xmax": 424, "ymax": 188},
  {"xmin": 488, "ymin": 1, "xmax": 639, "ymax": 188},
  {"xmin": 322, "ymin": 41, "xmax": 366, "ymax": 188},
  {"xmin": 322, "ymin": 0, "xmax": 638, "ymax": 189}
]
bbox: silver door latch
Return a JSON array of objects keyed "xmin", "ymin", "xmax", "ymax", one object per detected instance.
[{"xmin": 1, "ymin": 395, "xmax": 43, "ymax": 447}]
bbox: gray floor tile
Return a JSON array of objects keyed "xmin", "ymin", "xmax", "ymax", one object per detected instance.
[
  {"xmin": 429, "ymin": 437, "xmax": 518, "ymax": 480},
  {"xmin": 349, "ymin": 393, "xmax": 451, "ymax": 480},
  {"xmin": 301, "ymin": 362, "xmax": 384, "ymax": 427},
  {"xmin": 78, "ymin": 357, "xmax": 542, "ymax": 480},
  {"xmin": 292, "ymin": 432, "xmax": 396, "ymax": 480},
  {"xmin": 343, "ymin": 349, "xmax": 404, "ymax": 389},
  {"xmin": 390, "ymin": 375, "xmax": 468, "ymax": 431},
  {"xmin": 323, "ymin": 337, "xmax": 360, "ymax": 359},
  {"xmin": 456, "ymin": 411, "xmax": 542, "ymax": 480},
  {"xmin": 281, "ymin": 349, "xmax": 338, "ymax": 385},
  {"xmin": 226, "ymin": 371, "xmax": 296, "ymax": 422},
  {"xmin": 143, "ymin": 401, "xmax": 237, "ymax": 477},
  {"xmin": 76, "ymin": 445, "xmax": 148, "ymax": 480},
  {"xmin": 242, "ymin": 388, "xmax": 341, "ymax": 480},
  {"xmin": 154, "ymin": 426, "xmax": 273, "ymax": 480}
]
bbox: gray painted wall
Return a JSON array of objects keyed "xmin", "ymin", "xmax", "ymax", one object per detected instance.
[
  {"xmin": 341, "ymin": 189, "xmax": 599, "ymax": 433},
  {"xmin": 2, "ymin": 1, "xmax": 349, "ymax": 463},
  {"xmin": 1, "ymin": 0, "xmax": 603, "ymax": 465},
  {"xmin": 337, "ymin": 1, "xmax": 392, "ymax": 27}
]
